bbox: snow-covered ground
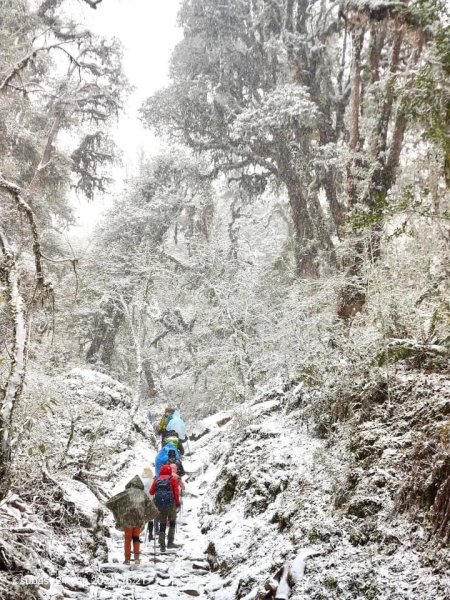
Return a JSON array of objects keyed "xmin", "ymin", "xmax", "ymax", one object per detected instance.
[{"xmin": 1, "ymin": 369, "xmax": 449, "ymax": 599}]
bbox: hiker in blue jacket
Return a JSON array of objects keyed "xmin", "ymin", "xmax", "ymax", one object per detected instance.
[{"xmin": 155, "ymin": 442, "xmax": 180, "ymax": 477}]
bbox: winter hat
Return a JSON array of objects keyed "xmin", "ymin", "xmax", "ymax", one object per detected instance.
[{"xmin": 160, "ymin": 464, "xmax": 173, "ymax": 476}]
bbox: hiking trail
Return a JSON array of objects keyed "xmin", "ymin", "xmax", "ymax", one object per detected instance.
[{"xmin": 90, "ymin": 440, "xmax": 213, "ymax": 599}]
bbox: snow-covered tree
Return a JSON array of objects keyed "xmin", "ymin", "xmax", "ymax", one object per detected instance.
[
  {"xmin": 141, "ymin": 0, "xmax": 346, "ymax": 277},
  {"xmin": 0, "ymin": 0, "xmax": 126, "ymax": 500}
]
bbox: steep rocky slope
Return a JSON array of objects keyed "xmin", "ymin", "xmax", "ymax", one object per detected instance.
[
  {"xmin": 0, "ymin": 368, "xmax": 153, "ymax": 599},
  {"xmin": 195, "ymin": 375, "xmax": 450, "ymax": 599}
]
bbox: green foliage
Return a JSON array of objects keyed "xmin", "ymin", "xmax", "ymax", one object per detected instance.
[
  {"xmin": 324, "ymin": 575, "xmax": 338, "ymax": 590},
  {"xmin": 350, "ymin": 192, "xmax": 388, "ymax": 231},
  {"xmin": 435, "ymin": 23, "xmax": 450, "ymax": 75},
  {"xmin": 406, "ymin": 65, "xmax": 450, "ymax": 145},
  {"xmin": 351, "ymin": 184, "xmax": 450, "ymax": 231},
  {"xmin": 427, "ymin": 292, "xmax": 450, "ymax": 341},
  {"xmin": 294, "ymin": 363, "xmax": 322, "ymax": 387},
  {"xmin": 404, "ymin": 3, "xmax": 450, "ymax": 181},
  {"xmin": 375, "ymin": 345, "xmax": 417, "ymax": 367},
  {"xmin": 410, "ymin": 0, "xmax": 447, "ymax": 27}
]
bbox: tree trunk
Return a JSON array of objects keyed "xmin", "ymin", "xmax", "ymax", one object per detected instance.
[
  {"xmin": 336, "ymin": 238, "xmax": 367, "ymax": 320},
  {"xmin": 345, "ymin": 29, "xmax": 365, "ymax": 206},
  {"xmin": 339, "ymin": 21, "xmax": 409, "ymax": 320},
  {"xmin": 86, "ymin": 298, "xmax": 123, "ymax": 366},
  {"xmin": 286, "ymin": 181, "xmax": 318, "ymax": 278},
  {"xmin": 142, "ymin": 359, "xmax": 157, "ymax": 398},
  {"xmin": 0, "ymin": 231, "xmax": 27, "ymax": 500}
]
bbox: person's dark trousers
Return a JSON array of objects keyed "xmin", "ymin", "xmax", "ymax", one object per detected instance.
[
  {"xmin": 157, "ymin": 505, "xmax": 177, "ymax": 551},
  {"xmin": 148, "ymin": 517, "xmax": 159, "ymax": 539}
]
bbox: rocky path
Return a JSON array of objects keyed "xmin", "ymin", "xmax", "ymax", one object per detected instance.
[{"xmin": 89, "ymin": 459, "xmax": 211, "ymax": 599}]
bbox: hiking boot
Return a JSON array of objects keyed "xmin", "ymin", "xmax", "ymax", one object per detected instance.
[
  {"xmin": 167, "ymin": 525, "xmax": 179, "ymax": 549},
  {"xmin": 135, "ymin": 558, "xmax": 141, "ymax": 566},
  {"xmin": 123, "ymin": 559, "xmax": 130, "ymax": 565}
]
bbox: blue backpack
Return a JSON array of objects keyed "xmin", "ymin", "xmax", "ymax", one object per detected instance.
[
  {"xmin": 154, "ymin": 477, "xmax": 174, "ymax": 509},
  {"xmin": 155, "ymin": 444, "xmax": 180, "ymax": 476}
]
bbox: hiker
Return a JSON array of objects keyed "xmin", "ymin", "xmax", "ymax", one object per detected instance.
[
  {"xmin": 141, "ymin": 466, "xmax": 153, "ymax": 495},
  {"xmin": 167, "ymin": 447, "xmax": 185, "ymax": 477},
  {"xmin": 166, "ymin": 409, "xmax": 187, "ymax": 445},
  {"xmin": 105, "ymin": 475, "xmax": 158, "ymax": 566},
  {"xmin": 169, "ymin": 462, "xmax": 185, "ymax": 493},
  {"xmin": 157, "ymin": 406, "xmax": 175, "ymax": 446},
  {"xmin": 149, "ymin": 464, "xmax": 181, "ymax": 552},
  {"xmin": 141, "ymin": 466, "xmax": 157, "ymax": 541},
  {"xmin": 155, "ymin": 442, "xmax": 180, "ymax": 477},
  {"xmin": 163, "ymin": 431, "xmax": 185, "ymax": 456}
]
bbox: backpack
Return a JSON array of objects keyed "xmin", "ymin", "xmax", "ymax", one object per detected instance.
[
  {"xmin": 157, "ymin": 414, "xmax": 168, "ymax": 433},
  {"xmin": 154, "ymin": 477, "xmax": 174, "ymax": 509},
  {"xmin": 155, "ymin": 444, "xmax": 180, "ymax": 476},
  {"xmin": 165, "ymin": 435, "xmax": 179, "ymax": 448},
  {"xmin": 106, "ymin": 487, "xmax": 158, "ymax": 530}
]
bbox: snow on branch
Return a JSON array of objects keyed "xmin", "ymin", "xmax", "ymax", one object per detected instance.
[
  {"xmin": 0, "ymin": 228, "xmax": 27, "ymax": 492},
  {"xmin": 341, "ymin": 0, "xmax": 424, "ymax": 27},
  {"xmin": 342, "ymin": 0, "xmax": 406, "ymax": 16},
  {"xmin": 83, "ymin": 0, "xmax": 103, "ymax": 7},
  {"xmin": 258, "ymin": 549, "xmax": 319, "ymax": 599},
  {"xmin": 0, "ymin": 177, "xmax": 45, "ymax": 287},
  {"xmin": 0, "ymin": 44, "xmax": 80, "ymax": 92},
  {"xmin": 38, "ymin": 0, "xmax": 103, "ymax": 16}
]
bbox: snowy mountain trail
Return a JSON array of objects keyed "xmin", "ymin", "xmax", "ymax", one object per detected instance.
[
  {"xmin": 2, "ymin": 0, "xmax": 450, "ymax": 598},
  {"xmin": 87, "ymin": 395, "xmax": 325, "ymax": 600},
  {"xmin": 90, "ymin": 446, "xmax": 215, "ymax": 599},
  {"xmin": 2, "ymin": 374, "xmax": 449, "ymax": 599},
  {"xmin": 93, "ymin": 488, "xmax": 211, "ymax": 599}
]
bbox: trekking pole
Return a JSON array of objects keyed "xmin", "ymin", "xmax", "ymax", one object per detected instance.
[
  {"xmin": 186, "ymin": 437, "xmax": 192, "ymax": 456},
  {"xmin": 153, "ymin": 520, "xmax": 156, "ymax": 564}
]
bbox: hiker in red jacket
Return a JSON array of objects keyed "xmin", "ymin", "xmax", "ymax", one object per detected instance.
[
  {"xmin": 149, "ymin": 464, "xmax": 181, "ymax": 552},
  {"xmin": 169, "ymin": 462, "xmax": 185, "ymax": 492}
]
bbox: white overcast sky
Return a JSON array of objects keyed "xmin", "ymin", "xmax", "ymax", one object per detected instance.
[{"xmin": 68, "ymin": 0, "xmax": 182, "ymax": 230}]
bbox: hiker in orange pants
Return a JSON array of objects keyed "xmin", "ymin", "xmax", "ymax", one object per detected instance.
[
  {"xmin": 124, "ymin": 526, "xmax": 142, "ymax": 565},
  {"xmin": 106, "ymin": 475, "xmax": 158, "ymax": 567}
]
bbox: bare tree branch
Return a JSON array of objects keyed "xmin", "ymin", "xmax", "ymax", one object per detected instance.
[
  {"xmin": 159, "ymin": 251, "xmax": 191, "ymax": 271},
  {"xmin": 0, "ymin": 44, "xmax": 80, "ymax": 92},
  {"xmin": 83, "ymin": 0, "xmax": 103, "ymax": 7},
  {"xmin": 38, "ymin": 0, "xmax": 103, "ymax": 17},
  {"xmin": 0, "ymin": 177, "xmax": 45, "ymax": 286}
]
